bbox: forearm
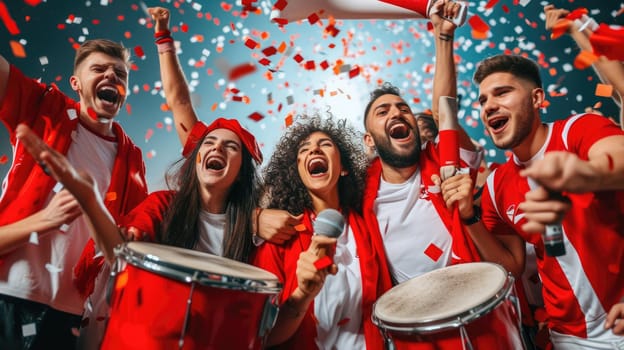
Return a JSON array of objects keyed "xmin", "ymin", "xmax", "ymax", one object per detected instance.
[
  {"xmin": 588, "ymin": 138, "xmax": 624, "ymax": 191},
  {"xmin": 0, "ymin": 213, "xmax": 53, "ymax": 255},
  {"xmin": 78, "ymin": 195, "xmax": 124, "ymax": 263},
  {"xmin": 432, "ymin": 30, "xmax": 474, "ymax": 151},
  {"xmin": 465, "ymin": 221, "xmax": 525, "ymax": 278},
  {"xmin": 266, "ymin": 288, "xmax": 313, "ymax": 346},
  {"xmin": 158, "ymin": 47, "xmax": 197, "ymax": 146}
]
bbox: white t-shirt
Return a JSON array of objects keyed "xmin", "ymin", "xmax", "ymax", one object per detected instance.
[
  {"xmin": 195, "ymin": 211, "xmax": 226, "ymax": 255},
  {"xmin": 0, "ymin": 123, "xmax": 116, "ymax": 315},
  {"xmin": 374, "ymin": 147, "xmax": 482, "ymax": 284},
  {"xmin": 314, "ymin": 222, "xmax": 364, "ymax": 350}
]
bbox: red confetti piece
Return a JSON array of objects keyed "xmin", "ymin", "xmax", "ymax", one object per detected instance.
[
  {"xmin": 313, "ymin": 256, "xmax": 333, "ymax": 270},
  {"xmin": 319, "ymin": 60, "xmax": 329, "ymax": 70},
  {"xmin": 262, "ymin": 46, "xmax": 277, "ymax": 56},
  {"xmin": 258, "ymin": 58, "xmax": 270, "ymax": 66},
  {"xmin": 484, "ymin": 0, "xmax": 498, "ymax": 9},
  {"xmin": 244, "ymin": 38, "xmax": 258, "ymax": 49},
  {"xmin": 134, "ymin": 46, "xmax": 145, "ymax": 59},
  {"xmin": 180, "ymin": 23, "xmax": 189, "ymax": 32},
  {"xmin": 24, "ymin": 0, "xmax": 42, "ymax": 5},
  {"xmin": 0, "ymin": 154, "xmax": 8, "ymax": 164},
  {"xmin": 87, "ymin": 108, "xmax": 98, "ymax": 121},
  {"xmin": 273, "ymin": 0, "xmax": 287, "ymax": 10},
  {"xmin": 293, "ymin": 53, "xmax": 304, "ymax": 63},
  {"xmin": 337, "ymin": 318, "xmax": 350, "ymax": 326},
  {"xmin": 468, "ymin": 14, "xmax": 489, "ymax": 33},
  {"xmin": 501, "ymin": 4, "xmax": 509, "ymax": 13},
  {"xmin": 248, "ymin": 111, "xmax": 264, "ymax": 121},
  {"xmin": 145, "ymin": 128, "xmax": 153, "ymax": 142},
  {"xmin": 424, "ymin": 243, "xmax": 443, "ymax": 262},
  {"xmin": 307, "ymin": 13, "xmax": 320, "ymax": 25},
  {"xmin": 228, "ymin": 62, "xmax": 257, "ymax": 81},
  {"xmin": 304, "ymin": 60, "xmax": 315, "ymax": 70},
  {"xmin": 348, "ymin": 66, "xmax": 360, "ymax": 79},
  {"xmin": 0, "ymin": 1, "xmax": 20, "ymax": 35},
  {"xmin": 221, "ymin": 2, "xmax": 233, "ymax": 11}
]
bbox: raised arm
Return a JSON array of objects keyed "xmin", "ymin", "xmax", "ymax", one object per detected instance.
[
  {"xmin": 16, "ymin": 124, "xmax": 123, "ymax": 263},
  {"xmin": 544, "ymin": 4, "xmax": 624, "ymax": 126},
  {"xmin": 149, "ymin": 7, "xmax": 198, "ymax": 147},
  {"xmin": 430, "ymin": 0, "xmax": 474, "ymax": 151}
]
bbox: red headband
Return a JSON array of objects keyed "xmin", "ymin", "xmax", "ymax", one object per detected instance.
[{"xmin": 182, "ymin": 118, "xmax": 263, "ymax": 164}]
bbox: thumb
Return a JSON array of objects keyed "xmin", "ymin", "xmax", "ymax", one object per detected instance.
[{"xmin": 431, "ymin": 174, "xmax": 441, "ymax": 186}]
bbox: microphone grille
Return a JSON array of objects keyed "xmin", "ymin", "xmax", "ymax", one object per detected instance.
[{"xmin": 313, "ymin": 209, "xmax": 345, "ymax": 238}]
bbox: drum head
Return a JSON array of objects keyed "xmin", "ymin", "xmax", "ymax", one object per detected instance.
[
  {"xmin": 374, "ymin": 262, "xmax": 508, "ymax": 327},
  {"xmin": 116, "ymin": 242, "xmax": 281, "ymax": 293}
]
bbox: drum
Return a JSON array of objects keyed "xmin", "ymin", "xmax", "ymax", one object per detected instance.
[
  {"xmin": 100, "ymin": 242, "xmax": 282, "ymax": 350},
  {"xmin": 372, "ymin": 262, "xmax": 525, "ymax": 350}
]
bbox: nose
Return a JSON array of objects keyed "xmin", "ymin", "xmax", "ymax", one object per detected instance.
[
  {"xmin": 482, "ymin": 98, "xmax": 499, "ymax": 119},
  {"xmin": 103, "ymin": 66, "xmax": 118, "ymax": 81}
]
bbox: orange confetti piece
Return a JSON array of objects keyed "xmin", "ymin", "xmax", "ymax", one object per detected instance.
[
  {"xmin": 595, "ymin": 83, "xmax": 613, "ymax": 98},
  {"xmin": 105, "ymin": 192, "xmax": 117, "ymax": 201},
  {"xmin": 284, "ymin": 113, "xmax": 294, "ymax": 127},
  {"xmin": 145, "ymin": 128, "xmax": 154, "ymax": 142},
  {"xmin": 294, "ymin": 224, "xmax": 307, "ymax": 232},
  {"xmin": 550, "ymin": 19, "xmax": 571, "ymax": 40},
  {"xmin": 9, "ymin": 40, "xmax": 25, "ymax": 58},
  {"xmin": 114, "ymin": 270, "xmax": 128, "ymax": 290},
  {"xmin": 573, "ymin": 50, "xmax": 598, "ymax": 70},
  {"xmin": 471, "ymin": 30, "xmax": 488, "ymax": 40}
]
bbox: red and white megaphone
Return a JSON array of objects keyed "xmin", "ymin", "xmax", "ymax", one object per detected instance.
[{"xmin": 271, "ymin": 0, "xmax": 467, "ymax": 26}]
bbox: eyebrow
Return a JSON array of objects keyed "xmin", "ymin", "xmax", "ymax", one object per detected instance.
[
  {"xmin": 205, "ymin": 135, "xmax": 241, "ymax": 147},
  {"xmin": 299, "ymin": 137, "xmax": 333, "ymax": 148},
  {"xmin": 373, "ymin": 101, "xmax": 410, "ymax": 112}
]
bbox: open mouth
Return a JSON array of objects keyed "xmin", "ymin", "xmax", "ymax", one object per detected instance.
[
  {"xmin": 205, "ymin": 157, "xmax": 225, "ymax": 170},
  {"xmin": 307, "ymin": 158, "xmax": 328, "ymax": 175},
  {"xmin": 487, "ymin": 116, "xmax": 509, "ymax": 131},
  {"xmin": 388, "ymin": 121, "xmax": 411, "ymax": 139},
  {"xmin": 96, "ymin": 86, "xmax": 120, "ymax": 104}
]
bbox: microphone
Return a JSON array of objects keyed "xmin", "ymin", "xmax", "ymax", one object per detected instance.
[
  {"xmin": 526, "ymin": 178, "xmax": 566, "ymax": 257},
  {"xmin": 311, "ymin": 209, "xmax": 345, "ymax": 269}
]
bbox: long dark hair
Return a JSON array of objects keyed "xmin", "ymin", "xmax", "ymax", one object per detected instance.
[
  {"xmin": 159, "ymin": 137, "xmax": 261, "ymax": 263},
  {"xmin": 263, "ymin": 114, "xmax": 367, "ymax": 215}
]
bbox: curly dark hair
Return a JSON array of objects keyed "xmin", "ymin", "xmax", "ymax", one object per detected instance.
[
  {"xmin": 263, "ymin": 114, "xmax": 368, "ymax": 215},
  {"xmin": 160, "ymin": 138, "xmax": 262, "ymax": 263}
]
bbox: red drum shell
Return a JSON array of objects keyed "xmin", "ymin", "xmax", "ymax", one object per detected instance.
[{"xmin": 101, "ymin": 242, "xmax": 281, "ymax": 350}]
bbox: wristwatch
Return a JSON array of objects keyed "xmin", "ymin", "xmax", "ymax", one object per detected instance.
[{"xmin": 462, "ymin": 205, "xmax": 481, "ymax": 226}]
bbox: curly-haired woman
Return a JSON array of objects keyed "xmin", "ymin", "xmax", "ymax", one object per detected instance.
[{"xmin": 253, "ymin": 115, "xmax": 393, "ymax": 349}]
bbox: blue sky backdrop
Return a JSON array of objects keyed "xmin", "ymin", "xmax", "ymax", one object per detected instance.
[{"xmin": 1, "ymin": 0, "xmax": 622, "ymax": 190}]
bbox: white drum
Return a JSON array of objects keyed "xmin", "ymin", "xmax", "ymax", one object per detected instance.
[{"xmin": 373, "ymin": 262, "xmax": 525, "ymax": 349}]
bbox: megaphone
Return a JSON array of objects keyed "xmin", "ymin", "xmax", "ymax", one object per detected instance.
[{"xmin": 271, "ymin": 0, "xmax": 467, "ymax": 27}]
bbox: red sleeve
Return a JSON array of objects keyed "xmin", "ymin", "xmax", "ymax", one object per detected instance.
[
  {"xmin": 252, "ymin": 242, "xmax": 289, "ymax": 304},
  {"xmin": 182, "ymin": 121, "xmax": 208, "ymax": 158},
  {"xmin": 119, "ymin": 191, "xmax": 175, "ymax": 242},
  {"xmin": 0, "ymin": 65, "xmax": 56, "ymax": 141},
  {"xmin": 565, "ymin": 114, "xmax": 624, "ymax": 159},
  {"xmin": 480, "ymin": 183, "xmax": 517, "ymax": 236}
]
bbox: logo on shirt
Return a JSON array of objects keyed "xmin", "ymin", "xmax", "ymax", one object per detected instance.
[{"xmin": 506, "ymin": 204, "xmax": 525, "ymax": 225}]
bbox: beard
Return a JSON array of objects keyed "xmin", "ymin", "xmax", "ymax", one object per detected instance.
[{"xmin": 371, "ymin": 129, "xmax": 421, "ymax": 168}]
